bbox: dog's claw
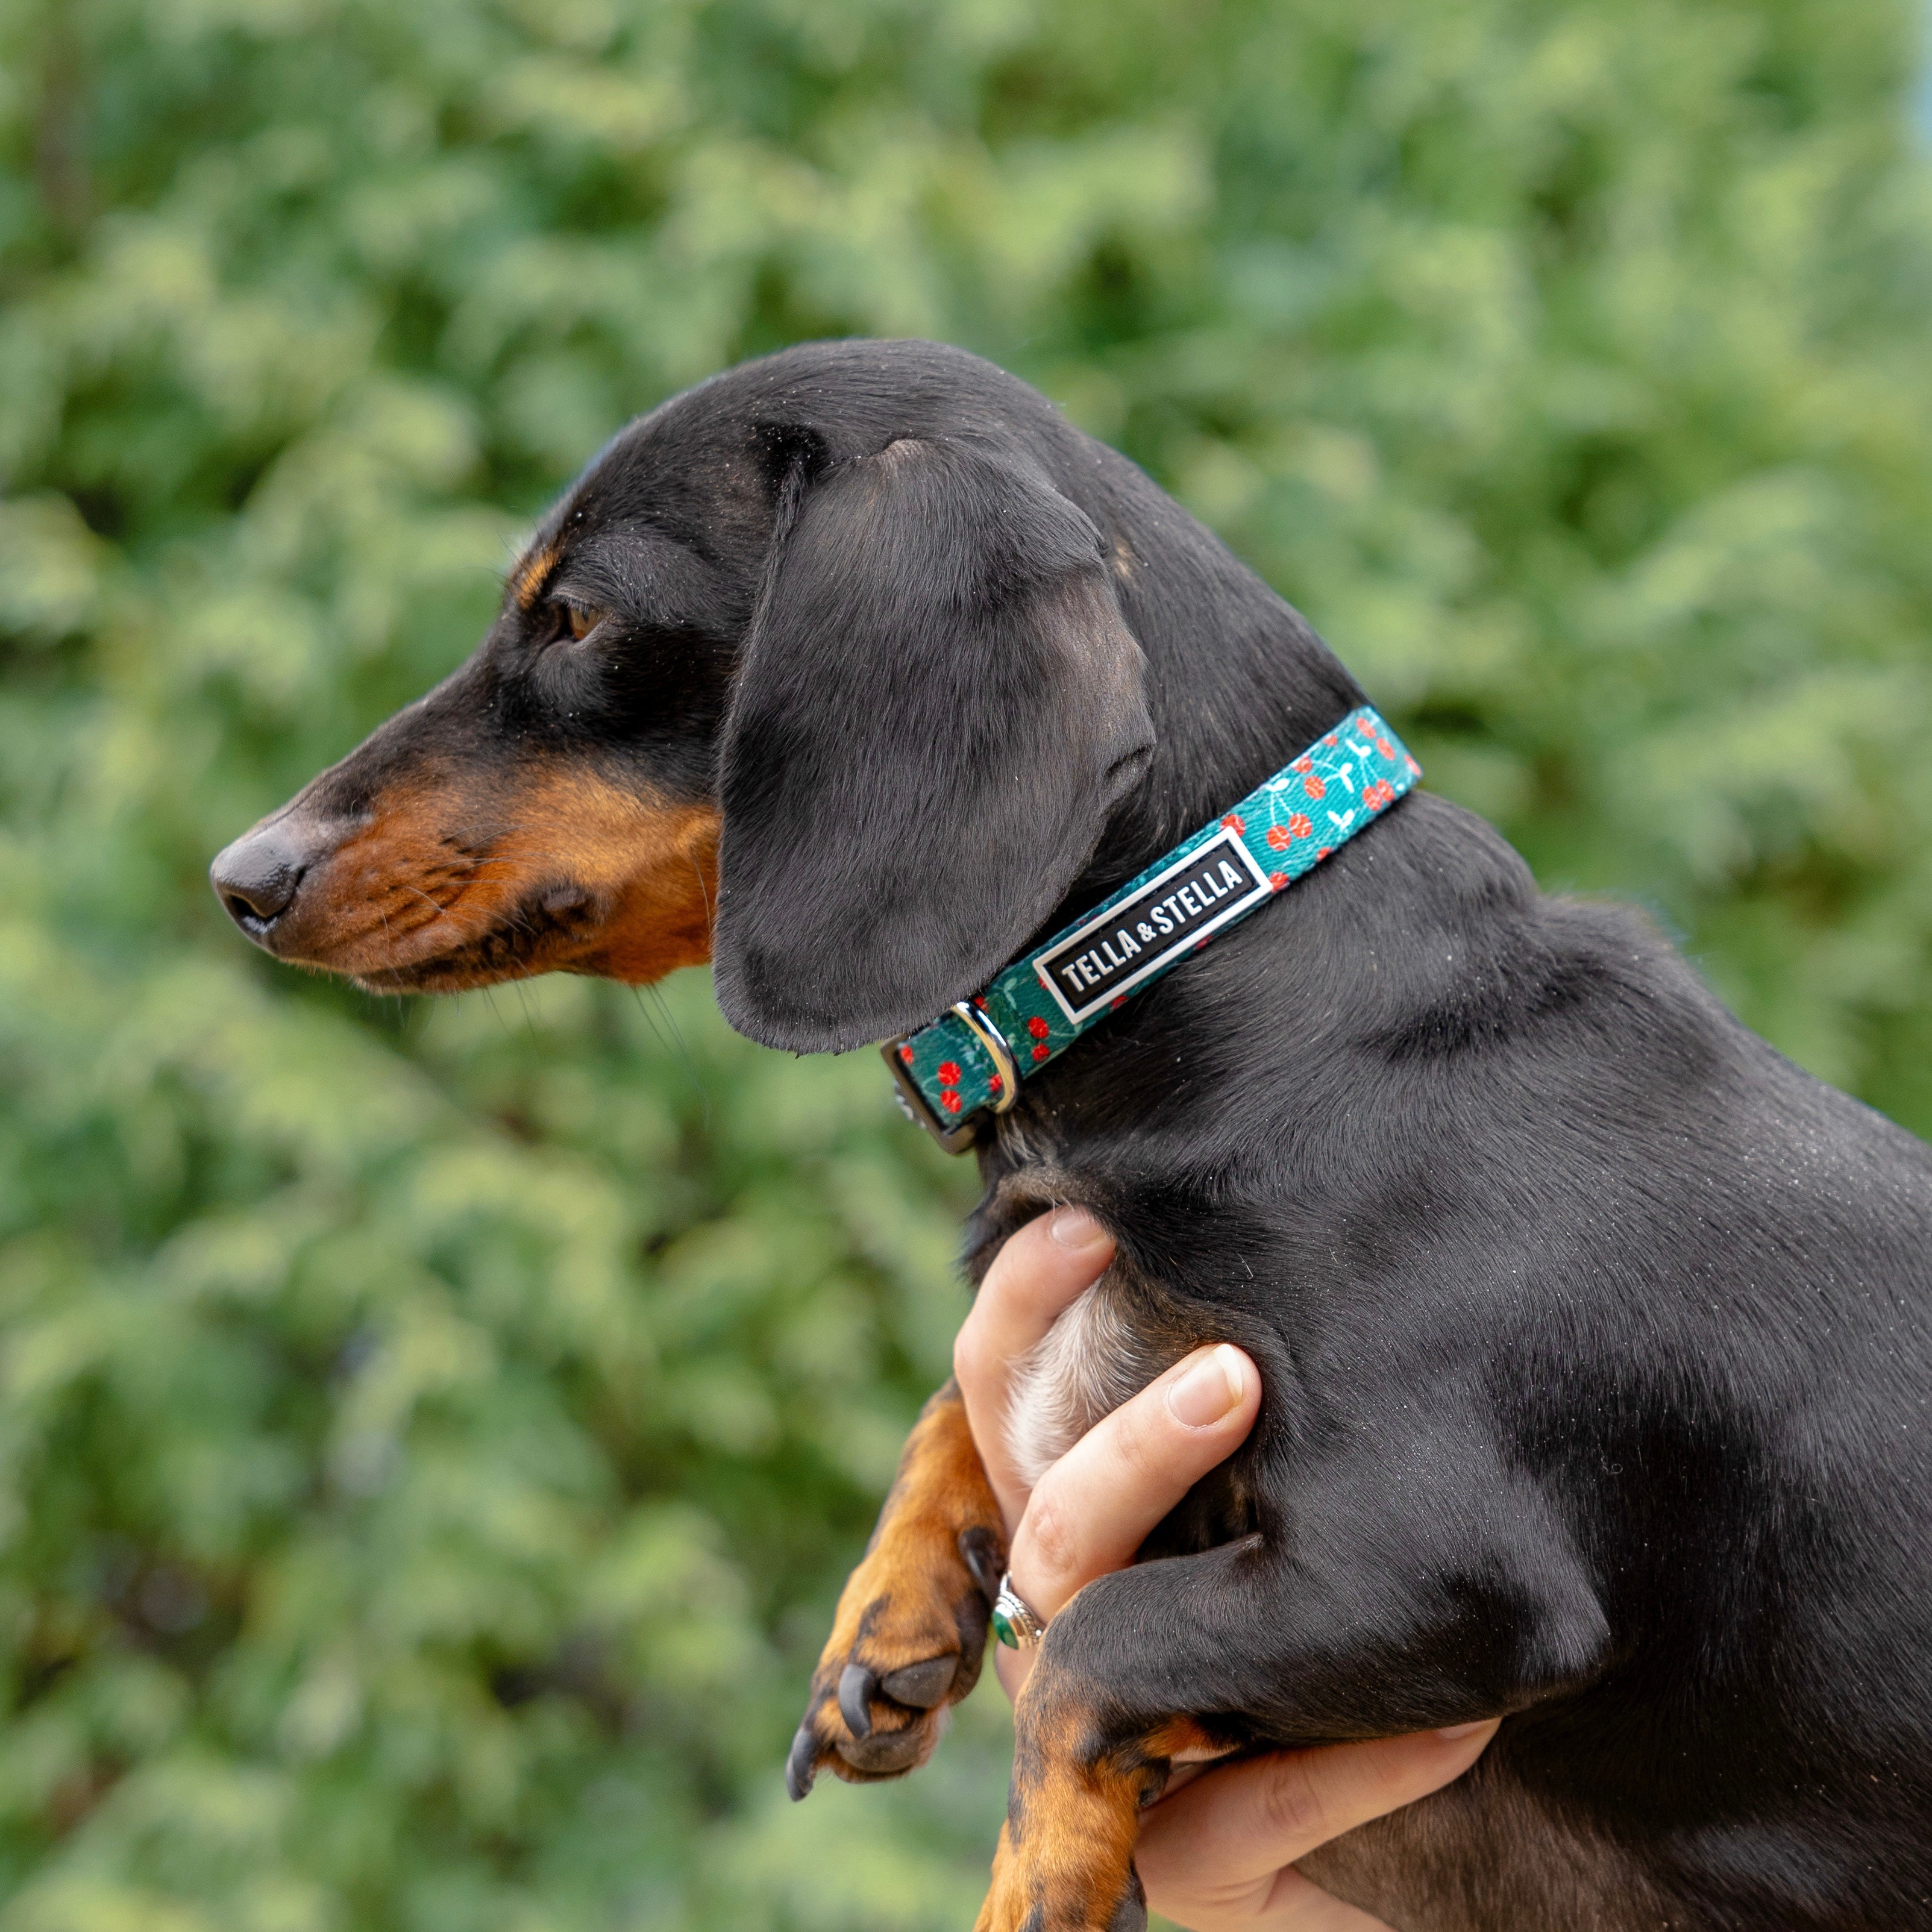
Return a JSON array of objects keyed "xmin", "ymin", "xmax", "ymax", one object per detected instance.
[
  {"xmin": 793, "ymin": 1388, "xmax": 1002, "ymax": 1795},
  {"xmin": 786, "ymin": 1722, "xmax": 820, "ymax": 1801},
  {"xmin": 880, "ymin": 1654, "xmax": 958, "ymax": 1708},
  {"xmin": 790, "ymin": 1645, "xmax": 970, "ymax": 1795},
  {"xmin": 959, "ymin": 1526, "xmax": 1003, "ymax": 1602},
  {"xmin": 839, "ymin": 1663, "xmax": 877, "ymax": 1738}
]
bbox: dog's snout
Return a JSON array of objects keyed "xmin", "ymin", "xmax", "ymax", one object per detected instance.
[{"xmin": 210, "ymin": 824, "xmax": 311, "ymax": 933}]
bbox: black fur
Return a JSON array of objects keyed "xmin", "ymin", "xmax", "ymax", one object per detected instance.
[
  {"xmin": 717, "ymin": 431, "xmax": 1152, "ymax": 1049},
  {"xmin": 215, "ymin": 340, "xmax": 1932, "ymax": 1928}
]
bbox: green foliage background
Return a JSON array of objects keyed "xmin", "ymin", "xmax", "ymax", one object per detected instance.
[{"xmin": 1, "ymin": 0, "xmax": 1930, "ymax": 1925}]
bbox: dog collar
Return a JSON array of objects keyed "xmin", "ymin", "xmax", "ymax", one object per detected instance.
[{"xmin": 883, "ymin": 703, "xmax": 1420, "ymax": 1152}]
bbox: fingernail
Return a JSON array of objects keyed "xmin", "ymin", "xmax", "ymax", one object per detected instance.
[
  {"xmin": 1047, "ymin": 1207, "xmax": 1109, "ymax": 1252},
  {"xmin": 1167, "ymin": 1346, "xmax": 1246, "ymax": 1427},
  {"xmin": 1436, "ymin": 1721, "xmax": 1489, "ymax": 1741}
]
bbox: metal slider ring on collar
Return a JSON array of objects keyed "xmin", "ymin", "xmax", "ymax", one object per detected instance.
[{"xmin": 950, "ymin": 1002, "xmax": 1018, "ymax": 1114}]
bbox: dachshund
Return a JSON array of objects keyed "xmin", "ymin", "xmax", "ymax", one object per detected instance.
[{"xmin": 211, "ymin": 339, "xmax": 1932, "ymax": 1931}]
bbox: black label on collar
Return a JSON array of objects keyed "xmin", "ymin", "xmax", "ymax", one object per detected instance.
[{"xmin": 1032, "ymin": 828, "xmax": 1273, "ymax": 1026}]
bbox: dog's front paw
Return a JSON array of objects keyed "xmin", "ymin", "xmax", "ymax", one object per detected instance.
[
  {"xmin": 975, "ymin": 1821, "xmax": 1146, "ymax": 1932},
  {"xmin": 787, "ymin": 1522, "xmax": 1002, "ymax": 1796}
]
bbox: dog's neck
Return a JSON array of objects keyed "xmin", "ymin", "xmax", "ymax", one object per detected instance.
[{"xmin": 1018, "ymin": 465, "xmax": 1552, "ymax": 1118}]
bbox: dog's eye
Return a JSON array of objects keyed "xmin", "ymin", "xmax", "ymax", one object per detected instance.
[{"xmin": 548, "ymin": 601, "xmax": 606, "ymax": 644}]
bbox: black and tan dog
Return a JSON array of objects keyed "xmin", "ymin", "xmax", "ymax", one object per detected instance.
[{"xmin": 212, "ymin": 340, "xmax": 1932, "ymax": 1931}]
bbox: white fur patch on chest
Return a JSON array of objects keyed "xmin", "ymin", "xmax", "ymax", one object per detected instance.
[{"xmin": 1002, "ymin": 1279, "xmax": 1176, "ymax": 1488}]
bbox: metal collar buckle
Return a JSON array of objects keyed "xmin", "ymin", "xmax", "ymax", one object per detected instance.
[{"xmin": 882, "ymin": 1002, "xmax": 1018, "ymax": 1154}]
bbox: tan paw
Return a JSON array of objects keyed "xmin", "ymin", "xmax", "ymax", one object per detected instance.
[{"xmin": 787, "ymin": 1525, "xmax": 1002, "ymax": 1795}]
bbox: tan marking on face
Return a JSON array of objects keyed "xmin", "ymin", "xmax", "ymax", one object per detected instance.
[
  {"xmin": 510, "ymin": 541, "xmax": 559, "ymax": 610},
  {"xmin": 252, "ymin": 767, "xmax": 720, "ymax": 994},
  {"xmin": 564, "ymin": 794, "xmax": 719, "ymax": 986}
]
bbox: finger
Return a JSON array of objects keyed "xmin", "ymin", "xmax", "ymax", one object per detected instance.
[
  {"xmin": 1135, "ymin": 1723, "xmax": 1500, "ymax": 1918},
  {"xmin": 1008, "ymin": 1343, "xmax": 1260, "ymax": 1619},
  {"xmin": 1225, "ymin": 1867, "xmax": 1399, "ymax": 1932},
  {"xmin": 954, "ymin": 1206, "xmax": 1115, "ymax": 1530}
]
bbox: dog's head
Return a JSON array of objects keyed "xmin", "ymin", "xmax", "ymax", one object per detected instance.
[{"xmin": 210, "ymin": 341, "xmax": 1154, "ymax": 1052}]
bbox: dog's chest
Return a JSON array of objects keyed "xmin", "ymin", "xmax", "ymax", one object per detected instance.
[{"xmin": 1002, "ymin": 1278, "xmax": 1181, "ymax": 1488}]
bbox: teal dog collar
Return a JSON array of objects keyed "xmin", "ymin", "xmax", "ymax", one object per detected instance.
[{"xmin": 884, "ymin": 704, "xmax": 1420, "ymax": 1152}]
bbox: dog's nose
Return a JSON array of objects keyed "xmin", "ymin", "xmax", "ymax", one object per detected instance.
[{"xmin": 210, "ymin": 824, "xmax": 309, "ymax": 931}]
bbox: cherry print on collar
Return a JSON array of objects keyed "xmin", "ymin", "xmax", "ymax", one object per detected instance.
[{"xmin": 883, "ymin": 704, "xmax": 1420, "ymax": 1152}]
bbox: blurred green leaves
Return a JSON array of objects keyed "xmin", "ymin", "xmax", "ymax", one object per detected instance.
[{"xmin": 1, "ymin": 0, "xmax": 1930, "ymax": 1924}]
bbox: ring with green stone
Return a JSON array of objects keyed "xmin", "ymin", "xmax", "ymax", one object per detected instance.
[{"xmin": 991, "ymin": 1574, "xmax": 1048, "ymax": 1650}]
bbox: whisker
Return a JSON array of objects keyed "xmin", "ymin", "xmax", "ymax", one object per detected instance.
[
  {"xmin": 510, "ymin": 979, "xmax": 540, "ymax": 1041},
  {"xmin": 689, "ymin": 852, "xmax": 714, "ymax": 932},
  {"xmin": 640, "ymin": 981, "xmax": 712, "ymax": 1133},
  {"xmin": 395, "ymin": 882, "xmax": 450, "ymax": 923},
  {"xmin": 465, "ymin": 855, "xmax": 582, "ymax": 875}
]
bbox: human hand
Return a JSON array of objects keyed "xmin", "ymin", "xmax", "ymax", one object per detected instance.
[{"xmin": 952, "ymin": 1207, "xmax": 1498, "ymax": 1931}]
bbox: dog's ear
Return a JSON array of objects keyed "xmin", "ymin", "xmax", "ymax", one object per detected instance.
[{"xmin": 714, "ymin": 436, "xmax": 1153, "ymax": 1053}]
